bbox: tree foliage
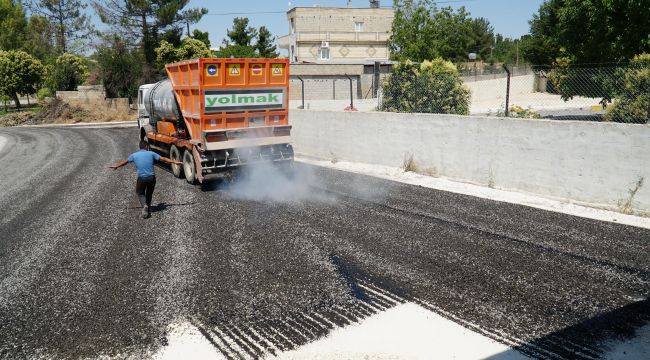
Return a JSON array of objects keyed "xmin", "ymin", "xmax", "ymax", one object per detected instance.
[
  {"xmin": 24, "ymin": 15, "xmax": 55, "ymax": 61},
  {"xmin": 0, "ymin": 0, "xmax": 27, "ymax": 51},
  {"xmin": 217, "ymin": 18, "xmax": 279, "ymax": 58},
  {"xmin": 92, "ymin": 0, "xmax": 207, "ymax": 80},
  {"xmin": 214, "ymin": 44, "xmax": 257, "ymax": 59},
  {"xmin": 46, "ymin": 53, "xmax": 88, "ymax": 91},
  {"xmin": 524, "ymin": 0, "xmax": 650, "ymax": 66},
  {"xmin": 225, "ymin": 17, "xmax": 257, "ymax": 47},
  {"xmin": 389, "ymin": 0, "xmax": 496, "ymax": 63},
  {"xmin": 0, "ymin": 50, "xmax": 44, "ymax": 108},
  {"xmin": 192, "ymin": 29, "xmax": 210, "ymax": 48},
  {"xmin": 381, "ymin": 59, "xmax": 470, "ymax": 115},
  {"xmin": 155, "ymin": 37, "xmax": 213, "ymax": 69},
  {"xmin": 94, "ymin": 36, "xmax": 143, "ymax": 98},
  {"xmin": 606, "ymin": 53, "xmax": 650, "ymax": 123},
  {"xmin": 27, "ymin": 0, "xmax": 94, "ymax": 53},
  {"xmin": 255, "ymin": 26, "xmax": 278, "ymax": 58}
]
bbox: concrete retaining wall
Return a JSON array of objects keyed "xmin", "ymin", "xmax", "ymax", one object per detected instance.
[{"xmin": 290, "ymin": 110, "xmax": 650, "ymax": 215}]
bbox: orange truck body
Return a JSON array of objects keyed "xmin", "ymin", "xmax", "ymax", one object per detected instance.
[{"xmin": 138, "ymin": 58, "xmax": 293, "ymax": 183}]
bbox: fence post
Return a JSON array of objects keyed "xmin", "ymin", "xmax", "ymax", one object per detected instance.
[
  {"xmin": 503, "ymin": 64, "xmax": 511, "ymax": 117},
  {"xmin": 297, "ymin": 76, "xmax": 305, "ymax": 109},
  {"xmin": 647, "ymin": 83, "xmax": 650, "ymax": 124},
  {"xmin": 373, "ymin": 61, "xmax": 381, "ymax": 98},
  {"xmin": 344, "ymin": 74, "xmax": 357, "ymax": 111}
]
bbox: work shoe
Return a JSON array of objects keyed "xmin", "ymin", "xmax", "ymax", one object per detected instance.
[{"xmin": 141, "ymin": 205, "xmax": 149, "ymax": 219}]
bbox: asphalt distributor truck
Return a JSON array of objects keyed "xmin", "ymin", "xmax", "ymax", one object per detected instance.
[{"xmin": 137, "ymin": 58, "xmax": 294, "ymax": 184}]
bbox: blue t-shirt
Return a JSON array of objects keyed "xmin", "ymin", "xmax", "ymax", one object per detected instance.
[{"xmin": 127, "ymin": 150, "xmax": 161, "ymax": 178}]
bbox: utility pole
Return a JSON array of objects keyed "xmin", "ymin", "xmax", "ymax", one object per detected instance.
[{"xmin": 186, "ymin": 21, "xmax": 191, "ymax": 37}]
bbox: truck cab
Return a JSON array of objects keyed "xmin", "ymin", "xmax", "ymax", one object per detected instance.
[{"xmin": 137, "ymin": 84, "xmax": 155, "ymax": 141}]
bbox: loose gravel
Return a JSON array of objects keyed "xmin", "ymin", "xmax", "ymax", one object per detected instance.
[{"xmin": 0, "ymin": 127, "xmax": 648, "ymax": 359}]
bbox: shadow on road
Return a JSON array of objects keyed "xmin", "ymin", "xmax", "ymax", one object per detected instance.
[
  {"xmin": 485, "ymin": 298, "xmax": 650, "ymax": 360},
  {"xmin": 125, "ymin": 202, "xmax": 195, "ymax": 213},
  {"xmin": 149, "ymin": 202, "xmax": 195, "ymax": 213}
]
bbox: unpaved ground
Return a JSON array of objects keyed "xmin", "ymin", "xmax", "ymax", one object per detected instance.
[
  {"xmin": 0, "ymin": 99, "xmax": 131, "ymax": 128},
  {"xmin": 0, "ymin": 127, "xmax": 648, "ymax": 359}
]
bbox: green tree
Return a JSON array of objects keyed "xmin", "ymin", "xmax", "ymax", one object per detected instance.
[
  {"xmin": 27, "ymin": 0, "xmax": 94, "ymax": 53},
  {"xmin": 491, "ymin": 34, "xmax": 518, "ymax": 64},
  {"xmin": 92, "ymin": 0, "xmax": 207, "ymax": 81},
  {"xmin": 155, "ymin": 37, "xmax": 213, "ymax": 69},
  {"xmin": 94, "ymin": 36, "xmax": 142, "ymax": 98},
  {"xmin": 389, "ymin": 0, "xmax": 491, "ymax": 62},
  {"xmin": 605, "ymin": 53, "xmax": 650, "ymax": 123},
  {"xmin": 160, "ymin": 28, "xmax": 183, "ymax": 47},
  {"xmin": 468, "ymin": 17, "xmax": 494, "ymax": 61},
  {"xmin": 255, "ymin": 26, "xmax": 278, "ymax": 58},
  {"xmin": 192, "ymin": 29, "xmax": 210, "ymax": 48},
  {"xmin": 0, "ymin": 50, "xmax": 44, "ymax": 108},
  {"xmin": 524, "ymin": 0, "xmax": 650, "ymax": 66},
  {"xmin": 520, "ymin": 0, "xmax": 561, "ymax": 67},
  {"xmin": 225, "ymin": 17, "xmax": 257, "ymax": 47},
  {"xmin": 0, "ymin": 0, "xmax": 27, "ymax": 50},
  {"xmin": 24, "ymin": 15, "xmax": 55, "ymax": 61},
  {"xmin": 214, "ymin": 44, "xmax": 257, "ymax": 59},
  {"xmin": 46, "ymin": 53, "xmax": 88, "ymax": 91},
  {"xmin": 381, "ymin": 58, "xmax": 470, "ymax": 115},
  {"xmin": 217, "ymin": 17, "xmax": 262, "ymax": 58},
  {"xmin": 389, "ymin": 0, "xmax": 439, "ymax": 62}
]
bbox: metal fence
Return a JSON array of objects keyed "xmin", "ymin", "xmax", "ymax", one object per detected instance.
[{"xmin": 289, "ymin": 65, "xmax": 650, "ymax": 124}]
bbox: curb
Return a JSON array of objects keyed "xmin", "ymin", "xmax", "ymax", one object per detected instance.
[{"xmin": 20, "ymin": 121, "xmax": 137, "ymax": 129}]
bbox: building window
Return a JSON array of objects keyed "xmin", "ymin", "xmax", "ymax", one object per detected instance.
[
  {"xmin": 318, "ymin": 47, "xmax": 330, "ymax": 60},
  {"xmin": 355, "ymin": 22, "xmax": 364, "ymax": 32},
  {"xmin": 290, "ymin": 18, "xmax": 295, "ymax": 34}
]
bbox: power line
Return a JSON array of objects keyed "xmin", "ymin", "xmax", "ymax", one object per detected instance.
[
  {"xmin": 205, "ymin": 11, "xmax": 286, "ymax": 16},
  {"xmin": 204, "ymin": 1, "xmax": 477, "ymax": 16}
]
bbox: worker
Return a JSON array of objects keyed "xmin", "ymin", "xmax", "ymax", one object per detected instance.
[{"xmin": 109, "ymin": 141, "xmax": 182, "ymax": 219}]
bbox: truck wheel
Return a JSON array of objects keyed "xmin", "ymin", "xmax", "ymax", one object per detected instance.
[
  {"xmin": 183, "ymin": 149, "xmax": 197, "ymax": 184},
  {"xmin": 170, "ymin": 145, "xmax": 183, "ymax": 178}
]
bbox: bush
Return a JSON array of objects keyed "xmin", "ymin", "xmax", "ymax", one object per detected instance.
[
  {"xmin": 46, "ymin": 53, "xmax": 89, "ymax": 91},
  {"xmin": 605, "ymin": 53, "xmax": 650, "ymax": 123},
  {"xmin": 36, "ymin": 87, "xmax": 52, "ymax": 101},
  {"xmin": 496, "ymin": 104, "xmax": 542, "ymax": 119},
  {"xmin": 380, "ymin": 59, "xmax": 470, "ymax": 115}
]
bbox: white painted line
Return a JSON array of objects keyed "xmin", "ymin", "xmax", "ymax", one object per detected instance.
[
  {"xmin": 0, "ymin": 135, "xmax": 6, "ymax": 152},
  {"xmin": 275, "ymin": 302, "xmax": 531, "ymax": 360},
  {"xmin": 297, "ymin": 157, "xmax": 650, "ymax": 230},
  {"xmin": 152, "ymin": 322, "xmax": 226, "ymax": 360}
]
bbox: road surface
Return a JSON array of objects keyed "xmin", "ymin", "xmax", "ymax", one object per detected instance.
[{"xmin": 0, "ymin": 127, "xmax": 648, "ymax": 359}]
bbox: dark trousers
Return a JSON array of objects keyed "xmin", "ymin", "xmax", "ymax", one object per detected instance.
[{"xmin": 136, "ymin": 175, "xmax": 156, "ymax": 207}]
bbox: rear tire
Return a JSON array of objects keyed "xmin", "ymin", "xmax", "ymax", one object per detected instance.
[
  {"xmin": 170, "ymin": 145, "xmax": 183, "ymax": 178},
  {"xmin": 183, "ymin": 149, "xmax": 197, "ymax": 184}
]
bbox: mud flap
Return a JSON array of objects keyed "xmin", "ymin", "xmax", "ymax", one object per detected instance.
[{"xmin": 192, "ymin": 146, "xmax": 204, "ymax": 183}]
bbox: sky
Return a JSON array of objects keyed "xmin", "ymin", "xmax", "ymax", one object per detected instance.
[{"xmin": 190, "ymin": 0, "xmax": 547, "ymax": 50}]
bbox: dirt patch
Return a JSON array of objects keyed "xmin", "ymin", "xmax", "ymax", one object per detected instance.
[{"xmin": 0, "ymin": 98, "xmax": 132, "ymax": 127}]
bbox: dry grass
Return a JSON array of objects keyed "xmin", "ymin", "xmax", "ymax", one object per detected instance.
[
  {"xmin": 403, "ymin": 153, "xmax": 418, "ymax": 173},
  {"xmin": 0, "ymin": 98, "xmax": 133, "ymax": 127}
]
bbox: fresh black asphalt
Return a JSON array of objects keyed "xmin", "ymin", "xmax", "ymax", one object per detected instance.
[{"xmin": 0, "ymin": 127, "xmax": 648, "ymax": 359}]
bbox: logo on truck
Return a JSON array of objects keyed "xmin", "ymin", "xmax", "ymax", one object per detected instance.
[{"xmin": 204, "ymin": 89, "xmax": 285, "ymax": 112}]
